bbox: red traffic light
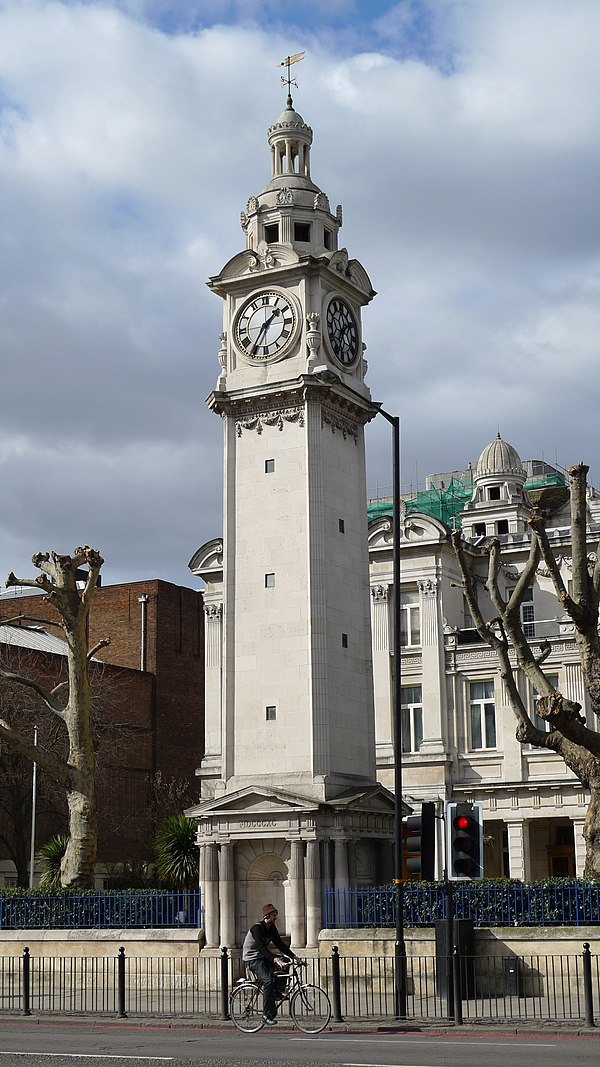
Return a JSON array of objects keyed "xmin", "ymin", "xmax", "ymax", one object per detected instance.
[{"xmin": 456, "ymin": 815, "xmax": 470, "ymax": 831}]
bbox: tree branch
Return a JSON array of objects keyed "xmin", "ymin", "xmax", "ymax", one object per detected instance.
[
  {"xmin": 88, "ymin": 637, "xmax": 110, "ymax": 661},
  {"xmin": 0, "ymin": 668, "xmax": 65, "ymax": 718},
  {"xmin": 0, "ymin": 720, "xmax": 73, "ymax": 789}
]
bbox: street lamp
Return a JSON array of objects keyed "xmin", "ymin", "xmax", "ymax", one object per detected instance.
[{"xmin": 376, "ymin": 408, "xmax": 406, "ymax": 1019}]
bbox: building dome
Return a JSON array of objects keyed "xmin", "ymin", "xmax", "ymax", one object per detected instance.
[{"xmin": 476, "ymin": 433, "xmax": 525, "ymax": 479}]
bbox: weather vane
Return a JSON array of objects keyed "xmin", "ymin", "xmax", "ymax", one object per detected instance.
[{"xmin": 278, "ymin": 51, "xmax": 305, "ymax": 96}]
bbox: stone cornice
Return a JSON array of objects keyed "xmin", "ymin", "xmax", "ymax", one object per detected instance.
[{"xmin": 207, "ymin": 375, "xmax": 377, "ymax": 431}]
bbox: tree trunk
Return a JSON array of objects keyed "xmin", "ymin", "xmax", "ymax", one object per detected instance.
[
  {"xmin": 583, "ymin": 773, "xmax": 600, "ymax": 879},
  {"xmin": 61, "ymin": 785, "xmax": 97, "ymax": 888}
]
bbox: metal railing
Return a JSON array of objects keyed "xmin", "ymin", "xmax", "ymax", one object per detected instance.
[
  {"xmin": 0, "ymin": 890, "xmax": 202, "ymax": 930},
  {"xmin": 1, "ymin": 945, "xmax": 598, "ymax": 1026},
  {"xmin": 324, "ymin": 881, "xmax": 600, "ymax": 928}
]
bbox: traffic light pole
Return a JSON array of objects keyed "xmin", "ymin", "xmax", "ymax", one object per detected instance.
[{"xmin": 378, "ymin": 408, "xmax": 407, "ymax": 1019}]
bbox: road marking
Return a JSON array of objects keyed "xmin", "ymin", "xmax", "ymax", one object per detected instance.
[
  {"xmin": 294, "ymin": 1036, "xmax": 557, "ymax": 1048},
  {"xmin": 0, "ymin": 1055, "xmax": 174, "ymax": 1062}
]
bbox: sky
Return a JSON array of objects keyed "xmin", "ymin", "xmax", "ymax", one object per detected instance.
[{"xmin": 1, "ymin": 0, "xmax": 600, "ymax": 589}]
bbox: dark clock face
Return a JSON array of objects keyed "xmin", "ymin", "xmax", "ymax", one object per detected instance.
[
  {"xmin": 326, "ymin": 297, "xmax": 359, "ymax": 365},
  {"xmin": 235, "ymin": 291, "xmax": 297, "ymax": 361}
]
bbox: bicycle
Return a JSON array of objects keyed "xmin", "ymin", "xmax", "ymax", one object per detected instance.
[{"xmin": 229, "ymin": 959, "xmax": 332, "ymax": 1034}]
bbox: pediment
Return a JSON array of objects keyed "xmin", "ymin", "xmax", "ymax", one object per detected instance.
[
  {"xmin": 368, "ymin": 511, "xmax": 449, "ymax": 551},
  {"xmin": 188, "ymin": 538, "xmax": 223, "ymax": 583},
  {"xmin": 186, "ymin": 785, "xmax": 320, "ymax": 821},
  {"xmin": 327, "ymin": 784, "xmax": 409, "ymax": 816},
  {"xmin": 211, "ymin": 246, "xmax": 300, "ymax": 285},
  {"xmin": 325, "ymin": 249, "xmax": 375, "ymax": 299}
]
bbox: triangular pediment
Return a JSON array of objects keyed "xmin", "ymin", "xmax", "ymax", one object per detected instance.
[
  {"xmin": 327, "ymin": 783, "xmax": 410, "ymax": 816},
  {"xmin": 185, "ymin": 784, "xmax": 320, "ymax": 821}
]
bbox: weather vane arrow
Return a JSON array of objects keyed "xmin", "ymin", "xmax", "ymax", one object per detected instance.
[{"xmin": 278, "ymin": 50, "xmax": 305, "ymax": 95}]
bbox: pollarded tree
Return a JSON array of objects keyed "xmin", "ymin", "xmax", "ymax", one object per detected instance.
[
  {"xmin": 0, "ymin": 547, "xmax": 108, "ymax": 888},
  {"xmin": 451, "ymin": 464, "xmax": 600, "ymax": 879}
]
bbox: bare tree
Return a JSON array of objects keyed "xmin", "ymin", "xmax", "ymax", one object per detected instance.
[
  {"xmin": 0, "ymin": 548, "xmax": 107, "ymax": 888},
  {"xmin": 452, "ymin": 464, "xmax": 600, "ymax": 878}
]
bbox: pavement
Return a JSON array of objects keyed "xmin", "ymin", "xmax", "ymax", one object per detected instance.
[{"xmin": 0, "ymin": 1012, "xmax": 599, "ymax": 1037}]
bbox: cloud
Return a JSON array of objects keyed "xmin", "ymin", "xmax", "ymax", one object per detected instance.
[{"xmin": 1, "ymin": 0, "xmax": 600, "ymax": 586}]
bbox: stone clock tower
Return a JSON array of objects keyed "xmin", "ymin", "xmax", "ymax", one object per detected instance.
[{"xmin": 188, "ymin": 90, "xmax": 395, "ymax": 950}]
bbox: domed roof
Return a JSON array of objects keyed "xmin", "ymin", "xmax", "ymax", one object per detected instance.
[
  {"xmin": 269, "ymin": 96, "xmax": 312, "ymax": 139},
  {"xmin": 476, "ymin": 433, "xmax": 525, "ymax": 479}
]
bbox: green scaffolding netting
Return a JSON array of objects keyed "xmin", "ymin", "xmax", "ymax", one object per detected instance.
[{"xmin": 368, "ymin": 477, "xmax": 473, "ymax": 528}]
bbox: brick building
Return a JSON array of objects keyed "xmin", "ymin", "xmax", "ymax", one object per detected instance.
[{"xmin": 0, "ymin": 579, "xmax": 204, "ymax": 886}]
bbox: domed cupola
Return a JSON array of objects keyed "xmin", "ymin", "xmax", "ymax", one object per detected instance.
[
  {"xmin": 476, "ymin": 433, "xmax": 526, "ymax": 480},
  {"xmin": 239, "ymin": 93, "xmax": 343, "ymax": 258},
  {"xmin": 267, "ymin": 95, "xmax": 315, "ymax": 186},
  {"xmin": 460, "ymin": 433, "xmax": 531, "ymax": 541}
]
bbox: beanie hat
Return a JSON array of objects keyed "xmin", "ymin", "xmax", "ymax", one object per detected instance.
[{"xmin": 262, "ymin": 903, "xmax": 278, "ymax": 917}]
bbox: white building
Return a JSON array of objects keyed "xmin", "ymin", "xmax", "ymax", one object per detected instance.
[{"xmin": 369, "ymin": 433, "xmax": 596, "ymax": 881}]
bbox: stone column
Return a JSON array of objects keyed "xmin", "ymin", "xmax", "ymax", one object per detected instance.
[
  {"xmin": 203, "ymin": 843, "xmax": 220, "ymax": 948},
  {"xmin": 371, "ymin": 584, "xmax": 394, "ymax": 772},
  {"xmin": 305, "ymin": 840, "xmax": 322, "ymax": 948},
  {"xmin": 505, "ymin": 820, "xmax": 530, "ymax": 881},
  {"xmin": 573, "ymin": 816, "xmax": 586, "ymax": 877},
  {"xmin": 219, "ymin": 842, "xmax": 236, "ymax": 948},
  {"xmin": 334, "ymin": 838, "xmax": 349, "ymax": 893},
  {"xmin": 288, "ymin": 839, "xmax": 306, "ymax": 948},
  {"xmin": 202, "ymin": 600, "xmax": 223, "ymax": 798}
]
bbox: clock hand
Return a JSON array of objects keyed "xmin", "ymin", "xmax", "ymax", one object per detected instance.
[{"xmin": 251, "ymin": 308, "xmax": 280, "ymax": 353}]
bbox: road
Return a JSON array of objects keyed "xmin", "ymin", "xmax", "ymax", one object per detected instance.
[{"xmin": 0, "ymin": 1019, "xmax": 599, "ymax": 1067}]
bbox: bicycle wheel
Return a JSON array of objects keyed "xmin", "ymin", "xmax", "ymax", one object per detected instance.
[
  {"xmin": 290, "ymin": 983, "xmax": 331, "ymax": 1034},
  {"xmin": 229, "ymin": 983, "xmax": 264, "ymax": 1033}
]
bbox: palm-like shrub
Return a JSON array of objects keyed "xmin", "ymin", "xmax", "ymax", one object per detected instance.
[
  {"xmin": 36, "ymin": 834, "xmax": 69, "ymax": 891},
  {"xmin": 154, "ymin": 815, "xmax": 199, "ymax": 888}
]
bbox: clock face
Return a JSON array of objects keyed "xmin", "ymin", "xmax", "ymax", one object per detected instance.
[
  {"xmin": 326, "ymin": 297, "xmax": 360, "ymax": 366},
  {"xmin": 235, "ymin": 290, "xmax": 297, "ymax": 361}
]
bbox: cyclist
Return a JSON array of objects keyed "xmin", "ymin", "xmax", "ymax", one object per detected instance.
[{"xmin": 242, "ymin": 903, "xmax": 302, "ymax": 1025}]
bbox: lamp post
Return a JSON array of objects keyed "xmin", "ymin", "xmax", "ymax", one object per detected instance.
[
  {"xmin": 29, "ymin": 725, "xmax": 38, "ymax": 889},
  {"xmin": 377, "ymin": 408, "xmax": 406, "ymax": 1019}
]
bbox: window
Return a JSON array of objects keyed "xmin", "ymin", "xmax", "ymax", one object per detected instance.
[
  {"xmin": 294, "ymin": 222, "xmax": 311, "ymax": 242},
  {"xmin": 531, "ymin": 674, "xmax": 559, "ymax": 733},
  {"xmin": 338, "ymin": 518, "xmax": 345, "ymax": 533},
  {"xmin": 324, "ymin": 228, "xmax": 332, "ymax": 250},
  {"xmin": 266, "ymin": 706, "xmax": 277, "ymax": 721},
  {"xmin": 474, "ymin": 522, "xmax": 486, "ymax": 537},
  {"xmin": 497, "ymin": 520, "xmax": 509, "ymax": 535},
  {"xmin": 265, "ymin": 573, "xmax": 275, "ymax": 588},
  {"xmin": 264, "ymin": 223, "xmax": 279, "ymax": 243},
  {"xmin": 400, "ymin": 590, "xmax": 421, "ymax": 647},
  {"xmin": 401, "ymin": 685, "xmax": 423, "ymax": 753},
  {"xmin": 265, "ymin": 459, "xmax": 275, "ymax": 473},
  {"xmin": 521, "ymin": 587, "xmax": 535, "ymax": 638},
  {"xmin": 469, "ymin": 680, "xmax": 496, "ymax": 750},
  {"xmin": 489, "ymin": 486, "xmax": 501, "ymax": 500},
  {"xmin": 341, "ymin": 633, "xmax": 348, "ymax": 648}
]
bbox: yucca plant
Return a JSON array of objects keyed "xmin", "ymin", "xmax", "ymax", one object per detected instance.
[
  {"xmin": 36, "ymin": 834, "xmax": 69, "ymax": 891},
  {"xmin": 154, "ymin": 815, "xmax": 199, "ymax": 888}
]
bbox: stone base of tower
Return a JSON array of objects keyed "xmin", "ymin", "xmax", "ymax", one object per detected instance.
[{"xmin": 186, "ymin": 783, "xmax": 397, "ymax": 948}]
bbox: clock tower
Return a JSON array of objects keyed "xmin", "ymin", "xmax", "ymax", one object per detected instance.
[{"xmin": 188, "ymin": 86, "xmax": 394, "ymax": 949}]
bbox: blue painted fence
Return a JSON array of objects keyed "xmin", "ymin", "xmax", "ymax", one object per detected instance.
[
  {"xmin": 324, "ymin": 881, "xmax": 600, "ymax": 928},
  {"xmin": 0, "ymin": 890, "xmax": 202, "ymax": 929}
]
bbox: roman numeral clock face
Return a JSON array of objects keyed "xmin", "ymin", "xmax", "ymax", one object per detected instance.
[
  {"xmin": 326, "ymin": 296, "xmax": 360, "ymax": 366},
  {"xmin": 235, "ymin": 291, "xmax": 297, "ymax": 361}
]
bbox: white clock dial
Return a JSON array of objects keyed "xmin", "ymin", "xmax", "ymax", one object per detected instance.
[{"xmin": 235, "ymin": 291, "xmax": 297, "ymax": 361}]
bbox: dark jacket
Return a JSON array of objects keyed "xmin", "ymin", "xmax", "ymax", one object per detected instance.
[{"xmin": 242, "ymin": 920, "xmax": 293, "ymax": 964}]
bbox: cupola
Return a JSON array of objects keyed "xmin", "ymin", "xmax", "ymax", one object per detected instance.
[{"xmin": 239, "ymin": 93, "xmax": 343, "ymax": 258}]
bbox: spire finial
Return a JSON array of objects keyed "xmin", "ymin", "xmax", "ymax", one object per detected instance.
[{"xmin": 278, "ymin": 50, "xmax": 305, "ymax": 104}]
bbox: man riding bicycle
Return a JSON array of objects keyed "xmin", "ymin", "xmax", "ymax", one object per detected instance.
[{"xmin": 242, "ymin": 903, "xmax": 302, "ymax": 1025}]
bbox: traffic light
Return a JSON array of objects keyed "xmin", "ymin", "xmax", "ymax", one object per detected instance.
[
  {"xmin": 447, "ymin": 801, "xmax": 483, "ymax": 880},
  {"xmin": 404, "ymin": 801, "xmax": 436, "ymax": 880}
]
